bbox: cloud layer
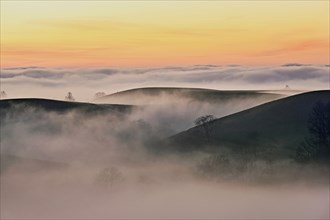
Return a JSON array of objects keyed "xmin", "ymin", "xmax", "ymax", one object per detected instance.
[{"xmin": 1, "ymin": 64, "xmax": 329, "ymax": 101}]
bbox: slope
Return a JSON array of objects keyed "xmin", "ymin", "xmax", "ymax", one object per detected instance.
[{"xmin": 167, "ymin": 90, "xmax": 330, "ymax": 159}]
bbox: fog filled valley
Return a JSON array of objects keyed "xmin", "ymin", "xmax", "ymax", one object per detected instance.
[
  {"xmin": 2, "ymin": 0, "xmax": 330, "ymax": 218},
  {"xmin": 0, "ymin": 88, "xmax": 329, "ymax": 219}
]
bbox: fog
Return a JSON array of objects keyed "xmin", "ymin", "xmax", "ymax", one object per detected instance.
[
  {"xmin": 119, "ymin": 92, "xmax": 284, "ymax": 135},
  {"xmin": 1, "ymin": 64, "xmax": 328, "ymax": 101},
  {"xmin": 2, "ymin": 173, "xmax": 328, "ymax": 219},
  {"xmin": 1, "ymin": 96, "xmax": 329, "ymax": 219}
]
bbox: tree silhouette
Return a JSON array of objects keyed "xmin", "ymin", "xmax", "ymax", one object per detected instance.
[
  {"xmin": 0, "ymin": 91, "xmax": 7, "ymax": 99},
  {"xmin": 194, "ymin": 115, "xmax": 216, "ymax": 142},
  {"xmin": 296, "ymin": 101, "xmax": 330, "ymax": 162},
  {"xmin": 94, "ymin": 92, "xmax": 106, "ymax": 99},
  {"xmin": 65, "ymin": 92, "xmax": 75, "ymax": 102}
]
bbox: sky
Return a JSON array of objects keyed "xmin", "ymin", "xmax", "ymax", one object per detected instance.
[{"xmin": 1, "ymin": 1, "xmax": 329, "ymax": 67}]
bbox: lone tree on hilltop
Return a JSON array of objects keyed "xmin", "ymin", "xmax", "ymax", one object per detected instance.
[
  {"xmin": 65, "ymin": 92, "xmax": 75, "ymax": 102},
  {"xmin": 0, "ymin": 91, "xmax": 7, "ymax": 99},
  {"xmin": 194, "ymin": 115, "xmax": 216, "ymax": 142}
]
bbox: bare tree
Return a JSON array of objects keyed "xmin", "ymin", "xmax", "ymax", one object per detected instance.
[
  {"xmin": 65, "ymin": 92, "xmax": 75, "ymax": 102},
  {"xmin": 194, "ymin": 115, "xmax": 216, "ymax": 142},
  {"xmin": 308, "ymin": 101, "xmax": 330, "ymax": 147},
  {"xmin": 0, "ymin": 91, "xmax": 7, "ymax": 99},
  {"xmin": 296, "ymin": 101, "xmax": 330, "ymax": 162},
  {"xmin": 94, "ymin": 92, "xmax": 106, "ymax": 99}
]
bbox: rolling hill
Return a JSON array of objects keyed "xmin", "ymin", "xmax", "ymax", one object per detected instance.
[
  {"xmin": 0, "ymin": 99, "xmax": 136, "ymax": 172},
  {"xmin": 165, "ymin": 90, "xmax": 330, "ymax": 159},
  {"xmin": 95, "ymin": 87, "xmax": 288, "ymax": 105},
  {"xmin": 0, "ymin": 98, "xmax": 135, "ymax": 118}
]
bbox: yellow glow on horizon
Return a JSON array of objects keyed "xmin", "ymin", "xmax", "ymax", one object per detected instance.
[{"xmin": 1, "ymin": 1, "xmax": 329, "ymax": 67}]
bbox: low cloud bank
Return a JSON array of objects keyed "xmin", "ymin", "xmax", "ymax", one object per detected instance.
[{"xmin": 1, "ymin": 64, "xmax": 328, "ymax": 101}]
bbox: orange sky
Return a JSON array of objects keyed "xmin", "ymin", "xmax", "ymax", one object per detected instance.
[{"xmin": 1, "ymin": 1, "xmax": 329, "ymax": 67}]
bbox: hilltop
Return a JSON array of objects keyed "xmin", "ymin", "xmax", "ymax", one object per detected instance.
[
  {"xmin": 95, "ymin": 87, "xmax": 288, "ymax": 105},
  {"xmin": 0, "ymin": 98, "xmax": 134, "ymax": 117},
  {"xmin": 166, "ymin": 90, "xmax": 330, "ymax": 159}
]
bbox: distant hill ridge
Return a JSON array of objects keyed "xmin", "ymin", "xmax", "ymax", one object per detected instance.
[
  {"xmin": 102, "ymin": 87, "xmax": 289, "ymax": 97},
  {"xmin": 96, "ymin": 87, "xmax": 289, "ymax": 104}
]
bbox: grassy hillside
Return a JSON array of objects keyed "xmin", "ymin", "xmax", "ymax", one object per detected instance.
[
  {"xmin": 0, "ymin": 98, "xmax": 134, "ymax": 117},
  {"xmin": 166, "ymin": 90, "xmax": 330, "ymax": 159},
  {"xmin": 96, "ymin": 87, "xmax": 285, "ymax": 104},
  {"xmin": 0, "ymin": 99, "xmax": 136, "ymax": 172}
]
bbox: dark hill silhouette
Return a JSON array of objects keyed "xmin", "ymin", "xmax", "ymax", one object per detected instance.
[
  {"xmin": 0, "ymin": 99, "xmax": 135, "ymax": 172},
  {"xmin": 0, "ymin": 98, "xmax": 134, "ymax": 116},
  {"xmin": 96, "ymin": 87, "xmax": 287, "ymax": 105},
  {"xmin": 166, "ymin": 90, "xmax": 330, "ymax": 159}
]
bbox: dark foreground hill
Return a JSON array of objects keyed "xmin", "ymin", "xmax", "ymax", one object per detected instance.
[
  {"xmin": 166, "ymin": 90, "xmax": 330, "ymax": 159},
  {"xmin": 96, "ymin": 87, "xmax": 286, "ymax": 105}
]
